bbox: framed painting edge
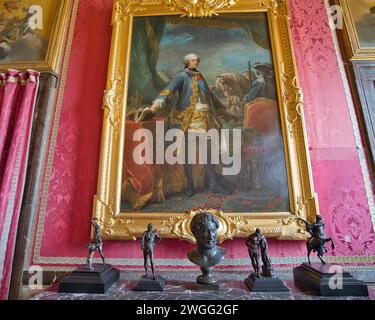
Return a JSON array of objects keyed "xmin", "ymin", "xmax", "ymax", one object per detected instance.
[
  {"xmin": 335, "ymin": 0, "xmax": 375, "ymax": 60},
  {"xmin": 0, "ymin": 0, "xmax": 76, "ymax": 74},
  {"xmin": 93, "ymin": 0, "xmax": 319, "ymax": 242}
]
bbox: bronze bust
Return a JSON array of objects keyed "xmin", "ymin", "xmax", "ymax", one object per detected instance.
[{"xmin": 187, "ymin": 211, "xmax": 226, "ymax": 285}]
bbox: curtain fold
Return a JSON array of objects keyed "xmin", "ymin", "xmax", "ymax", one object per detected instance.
[{"xmin": 0, "ymin": 69, "xmax": 39, "ymax": 300}]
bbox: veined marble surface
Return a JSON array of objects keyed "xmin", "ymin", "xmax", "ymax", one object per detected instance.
[{"xmin": 30, "ymin": 269, "xmax": 375, "ymax": 300}]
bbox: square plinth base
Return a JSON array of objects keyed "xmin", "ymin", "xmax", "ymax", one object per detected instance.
[
  {"xmin": 196, "ymin": 283, "xmax": 220, "ymax": 291},
  {"xmin": 59, "ymin": 264, "xmax": 120, "ymax": 294},
  {"xmin": 293, "ymin": 263, "xmax": 369, "ymax": 296},
  {"xmin": 132, "ymin": 275, "xmax": 166, "ymax": 291},
  {"xmin": 245, "ymin": 275, "xmax": 289, "ymax": 292}
]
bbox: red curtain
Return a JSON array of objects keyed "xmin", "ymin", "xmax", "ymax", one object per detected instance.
[{"xmin": 0, "ymin": 69, "xmax": 39, "ymax": 300}]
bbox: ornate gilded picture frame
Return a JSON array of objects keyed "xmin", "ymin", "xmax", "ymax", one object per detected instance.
[
  {"xmin": 336, "ymin": 0, "xmax": 375, "ymax": 60},
  {"xmin": 0, "ymin": 0, "xmax": 75, "ymax": 73},
  {"xmin": 93, "ymin": 0, "xmax": 319, "ymax": 242}
]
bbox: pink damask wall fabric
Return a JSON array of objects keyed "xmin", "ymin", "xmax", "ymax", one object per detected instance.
[
  {"xmin": 30, "ymin": 0, "xmax": 375, "ymax": 269},
  {"xmin": 0, "ymin": 70, "xmax": 40, "ymax": 300},
  {"xmin": 289, "ymin": 0, "xmax": 375, "ymax": 256}
]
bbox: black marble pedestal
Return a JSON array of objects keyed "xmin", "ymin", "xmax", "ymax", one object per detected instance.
[
  {"xmin": 132, "ymin": 275, "xmax": 166, "ymax": 291},
  {"xmin": 245, "ymin": 275, "xmax": 289, "ymax": 292},
  {"xmin": 196, "ymin": 283, "xmax": 220, "ymax": 291},
  {"xmin": 293, "ymin": 263, "xmax": 369, "ymax": 296},
  {"xmin": 59, "ymin": 264, "xmax": 120, "ymax": 294}
]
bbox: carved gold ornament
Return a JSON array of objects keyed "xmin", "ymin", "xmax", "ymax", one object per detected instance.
[
  {"xmin": 165, "ymin": 0, "xmax": 237, "ymax": 17},
  {"xmin": 102, "ymin": 68, "xmax": 124, "ymax": 137},
  {"xmin": 258, "ymin": 0, "xmax": 278, "ymax": 17},
  {"xmin": 171, "ymin": 209, "xmax": 239, "ymax": 243},
  {"xmin": 281, "ymin": 63, "xmax": 304, "ymax": 139}
]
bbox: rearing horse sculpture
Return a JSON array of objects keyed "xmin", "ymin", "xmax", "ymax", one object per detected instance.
[{"xmin": 295, "ymin": 215, "xmax": 335, "ymax": 264}]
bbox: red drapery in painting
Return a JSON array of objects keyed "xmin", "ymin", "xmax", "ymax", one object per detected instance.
[{"xmin": 0, "ymin": 70, "xmax": 39, "ymax": 300}]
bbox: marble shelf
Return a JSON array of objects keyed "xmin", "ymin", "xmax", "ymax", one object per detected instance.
[{"xmin": 30, "ymin": 270, "xmax": 375, "ymax": 300}]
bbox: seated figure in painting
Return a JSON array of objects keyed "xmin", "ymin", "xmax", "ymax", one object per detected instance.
[{"xmin": 150, "ymin": 53, "xmax": 238, "ymax": 198}]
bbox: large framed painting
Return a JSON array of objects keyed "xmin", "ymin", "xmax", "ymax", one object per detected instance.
[
  {"xmin": 93, "ymin": 0, "xmax": 319, "ymax": 242},
  {"xmin": 337, "ymin": 0, "xmax": 375, "ymax": 59},
  {"xmin": 0, "ymin": 0, "xmax": 74, "ymax": 73}
]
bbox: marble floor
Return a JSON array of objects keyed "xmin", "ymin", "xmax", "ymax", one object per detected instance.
[{"xmin": 30, "ymin": 270, "xmax": 375, "ymax": 300}]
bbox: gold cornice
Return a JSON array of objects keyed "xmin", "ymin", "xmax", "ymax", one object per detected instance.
[
  {"xmin": 258, "ymin": 0, "xmax": 279, "ymax": 17},
  {"xmin": 112, "ymin": 0, "xmax": 147, "ymax": 24},
  {"xmin": 165, "ymin": 0, "xmax": 237, "ymax": 17}
]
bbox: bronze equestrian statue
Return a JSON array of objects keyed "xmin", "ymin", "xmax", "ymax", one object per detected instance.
[{"xmin": 296, "ymin": 215, "xmax": 335, "ymax": 264}]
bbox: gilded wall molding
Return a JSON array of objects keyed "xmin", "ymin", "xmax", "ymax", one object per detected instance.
[
  {"xmin": 165, "ymin": 0, "xmax": 237, "ymax": 17},
  {"xmin": 102, "ymin": 67, "xmax": 124, "ymax": 137},
  {"xmin": 281, "ymin": 64, "xmax": 304, "ymax": 139},
  {"xmin": 258, "ymin": 0, "xmax": 278, "ymax": 17}
]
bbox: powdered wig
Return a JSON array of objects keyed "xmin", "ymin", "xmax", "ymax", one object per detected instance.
[{"xmin": 183, "ymin": 53, "xmax": 200, "ymax": 67}]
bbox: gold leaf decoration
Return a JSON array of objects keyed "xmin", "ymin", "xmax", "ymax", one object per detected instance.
[
  {"xmin": 102, "ymin": 67, "xmax": 124, "ymax": 137},
  {"xmin": 165, "ymin": 0, "xmax": 237, "ymax": 17},
  {"xmin": 258, "ymin": 0, "xmax": 279, "ymax": 17},
  {"xmin": 172, "ymin": 209, "xmax": 239, "ymax": 243},
  {"xmin": 113, "ymin": 0, "xmax": 144, "ymax": 24},
  {"xmin": 281, "ymin": 63, "xmax": 304, "ymax": 138}
]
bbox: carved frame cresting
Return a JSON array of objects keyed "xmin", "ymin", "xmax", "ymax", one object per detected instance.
[
  {"xmin": 93, "ymin": 0, "xmax": 319, "ymax": 242},
  {"xmin": 0, "ymin": 0, "xmax": 75, "ymax": 73}
]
